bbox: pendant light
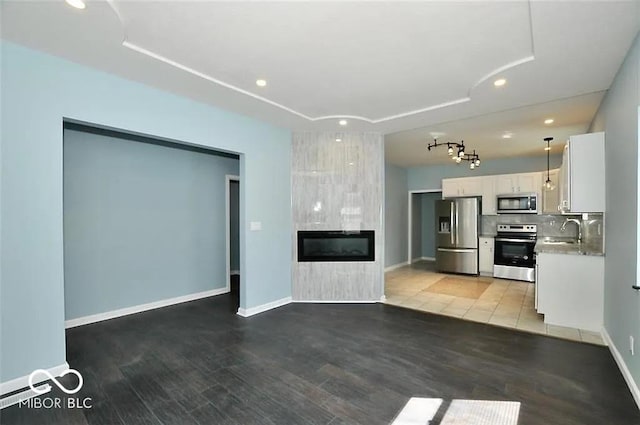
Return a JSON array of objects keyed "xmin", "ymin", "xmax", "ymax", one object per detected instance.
[{"xmin": 544, "ymin": 137, "xmax": 555, "ymax": 190}]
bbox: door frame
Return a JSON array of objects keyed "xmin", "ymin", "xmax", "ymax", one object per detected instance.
[
  {"xmin": 225, "ymin": 174, "xmax": 240, "ymax": 292},
  {"xmin": 407, "ymin": 189, "xmax": 442, "ymax": 264}
]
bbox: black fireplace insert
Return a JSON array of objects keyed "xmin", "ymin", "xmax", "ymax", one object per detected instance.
[{"xmin": 297, "ymin": 230, "xmax": 375, "ymax": 262}]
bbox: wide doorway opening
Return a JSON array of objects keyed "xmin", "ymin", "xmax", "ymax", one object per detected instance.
[{"xmin": 63, "ymin": 121, "xmax": 241, "ymax": 327}]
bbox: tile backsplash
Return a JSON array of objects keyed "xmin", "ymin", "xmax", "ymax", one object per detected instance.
[{"xmin": 481, "ymin": 213, "xmax": 604, "ymax": 247}]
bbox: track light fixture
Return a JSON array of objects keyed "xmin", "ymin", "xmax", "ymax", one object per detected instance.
[{"xmin": 427, "ymin": 138, "xmax": 481, "ymax": 170}]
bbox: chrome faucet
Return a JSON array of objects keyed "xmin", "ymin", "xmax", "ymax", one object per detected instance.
[{"xmin": 561, "ymin": 218, "xmax": 582, "ymax": 243}]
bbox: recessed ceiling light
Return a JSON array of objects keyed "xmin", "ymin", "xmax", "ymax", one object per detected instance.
[
  {"xmin": 65, "ymin": 0, "xmax": 86, "ymax": 9},
  {"xmin": 339, "ymin": 119, "xmax": 348, "ymax": 126},
  {"xmin": 348, "ymin": 162, "xmax": 354, "ymax": 166},
  {"xmin": 544, "ymin": 118, "xmax": 554, "ymax": 125},
  {"xmin": 255, "ymin": 79, "xmax": 267, "ymax": 87},
  {"xmin": 335, "ymin": 138, "xmax": 342, "ymax": 142},
  {"xmin": 502, "ymin": 133, "xmax": 513, "ymax": 139},
  {"xmin": 494, "ymin": 78, "xmax": 507, "ymax": 87}
]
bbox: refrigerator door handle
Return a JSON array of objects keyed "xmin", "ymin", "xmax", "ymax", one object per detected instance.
[
  {"xmin": 437, "ymin": 248, "xmax": 477, "ymax": 253},
  {"xmin": 450, "ymin": 201, "xmax": 455, "ymax": 245},
  {"xmin": 454, "ymin": 202, "xmax": 459, "ymax": 245}
]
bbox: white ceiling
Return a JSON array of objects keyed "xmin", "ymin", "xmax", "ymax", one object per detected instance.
[
  {"xmin": 1, "ymin": 1, "xmax": 638, "ymax": 166},
  {"xmin": 386, "ymin": 91, "xmax": 606, "ymax": 166}
]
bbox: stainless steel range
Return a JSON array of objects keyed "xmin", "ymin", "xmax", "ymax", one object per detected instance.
[{"xmin": 493, "ymin": 224, "xmax": 537, "ymax": 282}]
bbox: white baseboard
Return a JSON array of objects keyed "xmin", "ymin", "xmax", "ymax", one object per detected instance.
[
  {"xmin": 421, "ymin": 256, "xmax": 436, "ymax": 261},
  {"xmin": 379, "ymin": 295, "xmax": 387, "ymax": 302},
  {"xmin": 65, "ymin": 287, "xmax": 229, "ymax": 329},
  {"xmin": 411, "ymin": 257, "xmax": 422, "ymax": 263},
  {"xmin": 230, "ymin": 270, "xmax": 240, "ymax": 276},
  {"xmin": 0, "ymin": 362, "xmax": 69, "ymax": 397},
  {"xmin": 293, "ymin": 300, "xmax": 379, "ymax": 303},
  {"xmin": 384, "ymin": 261, "xmax": 409, "ymax": 272},
  {"xmin": 237, "ymin": 296, "xmax": 292, "ymax": 317},
  {"xmin": 602, "ymin": 327, "xmax": 640, "ymax": 409}
]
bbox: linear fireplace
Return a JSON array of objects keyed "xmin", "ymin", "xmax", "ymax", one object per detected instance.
[{"xmin": 297, "ymin": 230, "xmax": 375, "ymax": 262}]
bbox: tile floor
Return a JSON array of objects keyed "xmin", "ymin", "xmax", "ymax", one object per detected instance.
[{"xmin": 384, "ymin": 261, "xmax": 604, "ymax": 346}]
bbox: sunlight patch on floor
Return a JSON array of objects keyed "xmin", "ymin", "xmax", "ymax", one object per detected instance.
[{"xmin": 392, "ymin": 397, "xmax": 521, "ymax": 425}]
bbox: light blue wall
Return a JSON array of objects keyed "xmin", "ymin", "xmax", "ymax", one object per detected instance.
[
  {"xmin": 63, "ymin": 129, "xmax": 239, "ymax": 320},
  {"xmin": 590, "ymin": 33, "xmax": 640, "ymax": 393},
  {"xmin": 407, "ymin": 154, "xmax": 562, "ymax": 191},
  {"xmin": 384, "ymin": 163, "xmax": 408, "ymax": 267},
  {"xmin": 420, "ymin": 192, "xmax": 441, "ymax": 258},
  {"xmin": 0, "ymin": 42, "xmax": 291, "ymax": 383}
]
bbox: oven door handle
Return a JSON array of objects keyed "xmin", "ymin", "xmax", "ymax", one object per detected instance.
[{"xmin": 495, "ymin": 238, "xmax": 536, "ymax": 243}]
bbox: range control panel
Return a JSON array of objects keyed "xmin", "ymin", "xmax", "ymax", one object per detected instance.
[{"xmin": 496, "ymin": 224, "xmax": 537, "ymax": 234}]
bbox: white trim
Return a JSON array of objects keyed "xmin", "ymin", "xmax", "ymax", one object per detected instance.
[
  {"xmin": 408, "ymin": 191, "xmax": 412, "ymax": 264},
  {"xmin": 65, "ymin": 288, "xmax": 228, "ymax": 328},
  {"xmin": 602, "ymin": 327, "xmax": 640, "ymax": 409},
  {"xmin": 237, "ymin": 297, "xmax": 292, "ymax": 317},
  {"xmin": 293, "ymin": 300, "xmax": 379, "ymax": 304},
  {"xmin": 411, "ymin": 257, "xmax": 423, "ymax": 263},
  {"xmin": 0, "ymin": 384, "xmax": 51, "ymax": 410},
  {"xmin": 108, "ymin": 10, "xmax": 533, "ymax": 127},
  {"xmin": 225, "ymin": 175, "xmax": 240, "ymax": 295},
  {"xmin": 379, "ymin": 295, "xmax": 387, "ymax": 303},
  {"xmin": 421, "ymin": 256, "xmax": 436, "ymax": 261},
  {"xmin": 637, "ymin": 107, "xmax": 640, "ymax": 286},
  {"xmin": 230, "ymin": 270, "xmax": 240, "ymax": 276},
  {"xmin": 384, "ymin": 261, "xmax": 409, "ymax": 272},
  {"xmin": 121, "ymin": 39, "xmax": 471, "ymax": 124},
  {"xmin": 0, "ymin": 362, "xmax": 69, "ymax": 397}
]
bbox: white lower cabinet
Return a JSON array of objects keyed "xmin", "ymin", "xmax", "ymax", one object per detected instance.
[
  {"xmin": 536, "ymin": 252, "xmax": 604, "ymax": 332},
  {"xmin": 479, "ymin": 237, "xmax": 494, "ymax": 276}
]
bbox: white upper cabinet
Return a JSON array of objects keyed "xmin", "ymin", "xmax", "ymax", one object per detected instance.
[
  {"xmin": 495, "ymin": 174, "xmax": 517, "ymax": 195},
  {"xmin": 442, "ymin": 172, "xmax": 541, "ymax": 215},
  {"xmin": 480, "ymin": 176, "xmax": 496, "ymax": 215},
  {"xmin": 559, "ymin": 132, "xmax": 605, "ymax": 213},
  {"xmin": 495, "ymin": 172, "xmax": 541, "ymax": 195},
  {"xmin": 517, "ymin": 172, "xmax": 540, "ymax": 193},
  {"xmin": 441, "ymin": 177, "xmax": 482, "ymax": 198}
]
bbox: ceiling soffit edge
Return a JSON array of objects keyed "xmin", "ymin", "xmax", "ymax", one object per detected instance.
[{"xmin": 105, "ymin": 0, "xmax": 536, "ymax": 125}]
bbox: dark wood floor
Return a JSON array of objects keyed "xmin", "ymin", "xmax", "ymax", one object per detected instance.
[{"xmin": 3, "ymin": 281, "xmax": 640, "ymax": 424}]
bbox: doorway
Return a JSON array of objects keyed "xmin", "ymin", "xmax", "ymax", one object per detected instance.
[
  {"xmin": 63, "ymin": 122, "xmax": 240, "ymax": 326},
  {"xmin": 226, "ymin": 175, "xmax": 240, "ymax": 312},
  {"xmin": 408, "ymin": 190, "xmax": 442, "ymax": 266}
]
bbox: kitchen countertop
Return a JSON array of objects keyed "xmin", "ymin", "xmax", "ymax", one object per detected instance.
[{"xmin": 534, "ymin": 238, "xmax": 604, "ymax": 256}]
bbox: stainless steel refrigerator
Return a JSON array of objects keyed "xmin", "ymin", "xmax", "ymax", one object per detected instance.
[{"xmin": 435, "ymin": 197, "xmax": 480, "ymax": 275}]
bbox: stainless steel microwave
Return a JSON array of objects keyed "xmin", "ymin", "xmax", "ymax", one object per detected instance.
[{"xmin": 496, "ymin": 193, "xmax": 538, "ymax": 214}]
